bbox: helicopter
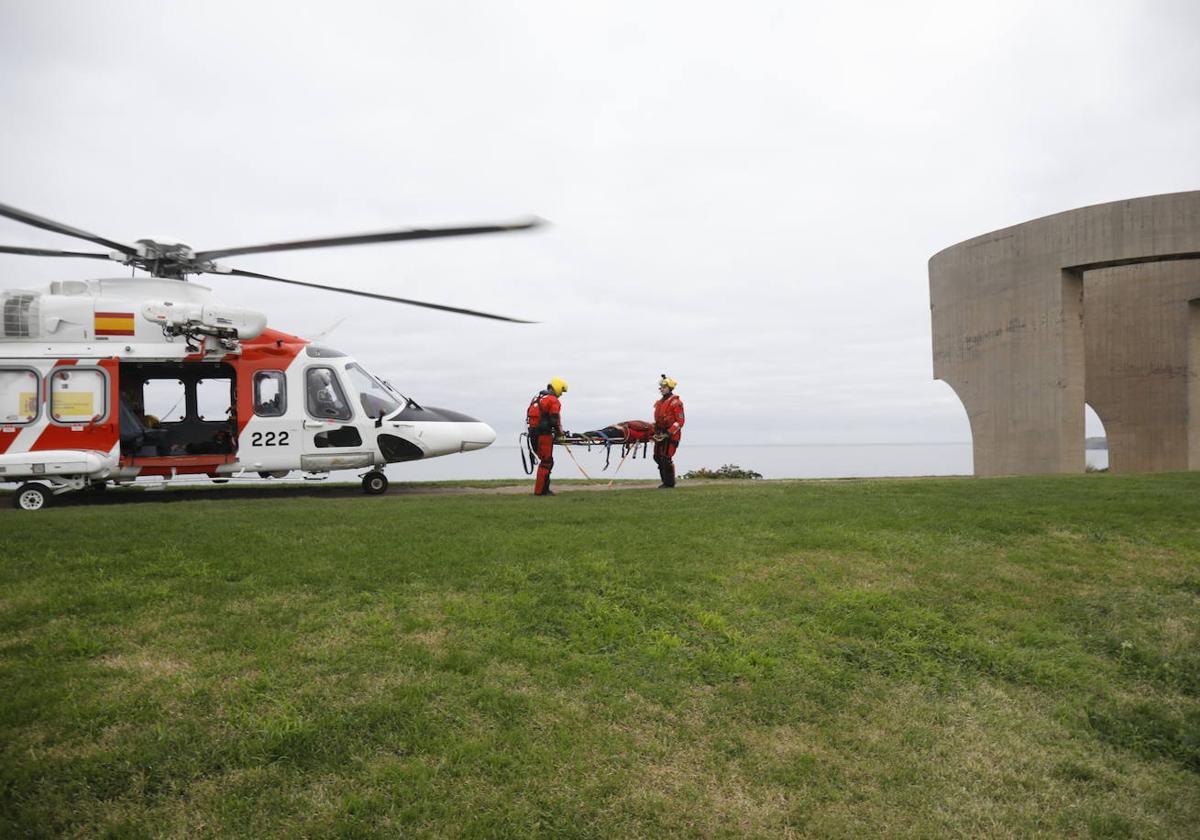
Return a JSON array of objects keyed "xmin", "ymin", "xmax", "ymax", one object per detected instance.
[{"xmin": 0, "ymin": 201, "xmax": 541, "ymax": 510}]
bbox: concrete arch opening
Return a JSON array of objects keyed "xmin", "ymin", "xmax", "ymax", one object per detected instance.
[{"xmin": 1084, "ymin": 403, "xmax": 1108, "ymax": 472}]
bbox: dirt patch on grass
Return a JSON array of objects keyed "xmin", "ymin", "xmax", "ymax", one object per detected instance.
[
  {"xmin": 624, "ymin": 738, "xmax": 801, "ymax": 837},
  {"xmin": 99, "ymin": 651, "xmax": 191, "ymax": 678},
  {"xmin": 401, "ymin": 480, "xmax": 664, "ymax": 495},
  {"xmin": 1160, "ymin": 614, "xmax": 1197, "ymax": 655}
]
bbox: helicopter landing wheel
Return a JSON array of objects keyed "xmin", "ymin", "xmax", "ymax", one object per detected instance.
[
  {"xmin": 14, "ymin": 483, "xmax": 51, "ymax": 511},
  {"xmin": 362, "ymin": 471, "xmax": 389, "ymax": 495}
]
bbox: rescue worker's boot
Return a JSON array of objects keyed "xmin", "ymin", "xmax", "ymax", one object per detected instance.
[
  {"xmin": 657, "ymin": 461, "xmax": 675, "ymax": 489},
  {"xmin": 534, "ymin": 463, "xmax": 553, "ymax": 495}
]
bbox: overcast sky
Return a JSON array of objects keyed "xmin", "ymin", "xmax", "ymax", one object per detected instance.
[{"xmin": 2, "ymin": 0, "xmax": 1198, "ymax": 446}]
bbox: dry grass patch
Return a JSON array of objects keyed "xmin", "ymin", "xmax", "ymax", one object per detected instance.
[{"xmin": 98, "ymin": 650, "xmax": 191, "ymax": 678}]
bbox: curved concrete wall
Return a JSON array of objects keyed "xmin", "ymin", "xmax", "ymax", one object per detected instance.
[{"xmin": 929, "ymin": 191, "xmax": 1200, "ymax": 476}]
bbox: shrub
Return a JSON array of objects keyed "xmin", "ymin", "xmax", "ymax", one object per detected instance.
[{"xmin": 682, "ymin": 464, "xmax": 763, "ymax": 480}]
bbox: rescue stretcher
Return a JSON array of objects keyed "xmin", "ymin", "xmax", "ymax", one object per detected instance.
[{"xmin": 520, "ymin": 420, "xmax": 658, "ymax": 477}]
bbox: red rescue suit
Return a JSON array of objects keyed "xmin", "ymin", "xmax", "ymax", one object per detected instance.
[
  {"xmin": 653, "ymin": 393, "xmax": 685, "ymax": 487},
  {"xmin": 527, "ymin": 389, "xmax": 563, "ymax": 495}
]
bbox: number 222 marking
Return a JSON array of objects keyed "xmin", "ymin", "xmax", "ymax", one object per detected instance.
[{"xmin": 251, "ymin": 431, "xmax": 290, "ymax": 446}]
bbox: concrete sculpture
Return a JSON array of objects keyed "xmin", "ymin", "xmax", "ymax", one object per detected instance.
[{"xmin": 929, "ymin": 191, "xmax": 1200, "ymax": 475}]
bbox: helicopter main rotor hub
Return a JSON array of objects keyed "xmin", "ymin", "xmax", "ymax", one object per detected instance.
[{"xmin": 132, "ymin": 237, "xmax": 206, "ymax": 279}]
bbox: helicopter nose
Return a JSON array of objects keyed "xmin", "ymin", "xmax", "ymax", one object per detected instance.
[
  {"xmin": 460, "ymin": 421, "xmax": 497, "ymax": 451},
  {"xmin": 379, "ymin": 406, "xmax": 497, "ymax": 460}
]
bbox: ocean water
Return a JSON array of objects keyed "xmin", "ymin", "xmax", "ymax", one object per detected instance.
[{"xmin": 370, "ymin": 443, "xmax": 1107, "ymax": 482}]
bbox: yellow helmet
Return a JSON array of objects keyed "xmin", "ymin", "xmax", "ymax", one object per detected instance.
[
  {"xmin": 549, "ymin": 377, "xmax": 568, "ymax": 396},
  {"xmin": 659, "ymin": 374, "xmax": 677, "ymax": 391}
]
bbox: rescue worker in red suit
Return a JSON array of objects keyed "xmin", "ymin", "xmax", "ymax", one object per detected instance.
[
  {"xmin": 527, "ymin": 377, "xmax": 568, "ymax": 496},
  {"xmin": 653, "ymin": 374, "xmax": 685, "ymax": 488}
]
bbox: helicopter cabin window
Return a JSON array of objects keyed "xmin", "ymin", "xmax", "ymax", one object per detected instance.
[
  {"xmin": 253, "ymin": 371, "xmax": 287, "ymax": 417},
  {"xmin": 313, "ymin": 426, "xmax": 363, "ymax": 448},
  {"xmin": 196, "ymin": 376, "xmax": 234, "ymax": 421},
  {"xmin": 49, "ymin": 368, "xmax": 108, "ymax": 424},
  {"xmin": 142, "ymin": 379, "xmax": 188, "ymax": 423},
  {"xmin": 306, "ymin": 367, "xmax": 352, "ymax": 421},
  {"xmin": 0, "ymin": 368, "xmax": 39, "ymax": 424}
]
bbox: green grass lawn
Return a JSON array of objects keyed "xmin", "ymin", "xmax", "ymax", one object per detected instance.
[{"xmin": 2, "ymin": 474, "xmax": 1198, "ymax": 838}]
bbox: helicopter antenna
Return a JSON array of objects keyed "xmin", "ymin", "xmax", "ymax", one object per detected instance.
[{"xmin": 309, "ymin": 316, "xmax": 347, "ymax": 343}]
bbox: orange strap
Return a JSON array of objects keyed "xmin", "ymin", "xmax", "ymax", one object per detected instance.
[{"xmin": 562, "ymin": 443, "xmax": 593, "ymax": 481}]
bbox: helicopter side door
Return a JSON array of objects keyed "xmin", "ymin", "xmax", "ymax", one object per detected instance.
[
  {"xmin": 299, "ymin": 365, "xmax": 376, "ymax": 472},
  {"xmin": 119, "ymin": 362, "xmax": 237, "ymax": 471}
]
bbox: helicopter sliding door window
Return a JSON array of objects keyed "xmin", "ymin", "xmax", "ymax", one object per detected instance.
[
  {"xmin": 49, "ymin": 368, "xmax": 109, "ymax": 424},
  {"xmin": 305, "ymin": 367, "xmax": 352, "ymax": 421},
  {"xmin": 142, "ymin": 379, "xmax": 187, "ymax": 423},
  {"xmin": 0, "ymin": 368, "xmax": 39, "ymax": 424},
  {"xmin": 253, "ymin": 371, "xmax": 287, "ymax": 417},
  {"xmin": 195, "ymin": 376, "xmax": 234, "ymax": 421}
]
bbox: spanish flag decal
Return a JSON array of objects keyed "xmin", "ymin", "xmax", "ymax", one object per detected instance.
[{"xmin": 95, "ymin": 311, "xmax": 136, "ymax": 336}]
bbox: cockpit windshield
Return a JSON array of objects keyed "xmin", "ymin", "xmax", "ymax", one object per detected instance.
[{"xmin": 345, "ymin": 363, "xmax": 402, "ymax": 419}]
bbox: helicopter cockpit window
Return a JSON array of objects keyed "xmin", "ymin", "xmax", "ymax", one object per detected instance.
[
  {"xmin": 305, "ymin": 345, "xmax": 347, "ymax": 358},
  {"xmin": 306, "ymin": 367, "xmax": 352, "ymax": 421},
  {"xmin": 253, "ymin": 371, "xmax": 287, "ymax": 417},
  {"xmin": 345, "ymin": 363, "xmax": 401, "ymax": 419},
  {"xmin": 0, "ymin": 368, "xmax": 39, "ymax": 424},
  {"xmin": 49, "ymin": 368, "xmax": 108, "ymax": 424}
]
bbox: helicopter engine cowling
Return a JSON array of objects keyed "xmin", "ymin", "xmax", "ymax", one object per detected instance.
[{"xmin": 141, "ymin": 301, "xmax": 267, "ymax": 340}]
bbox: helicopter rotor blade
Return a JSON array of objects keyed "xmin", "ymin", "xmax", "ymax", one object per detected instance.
[
  {"xmin": 193, "ymin": 217, "xmax": 543, "ymax": 262},
  {"xmin": 0, "ymin": 202, "xmax": 137, "ymax": 255},
  {"xmin": 0, "ymin": 245, "xmax": 117, "ymax": 260},
  {"xmin": 215, "ymin": 267, "xmax": 537, "ymax": 324}
]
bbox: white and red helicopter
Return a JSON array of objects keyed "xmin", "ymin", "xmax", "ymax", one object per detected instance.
[{"xmin": 0, "ymin": 202, "xmax": 540, "ymax": 510}]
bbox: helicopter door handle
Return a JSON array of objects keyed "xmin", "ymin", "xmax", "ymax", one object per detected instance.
[{"xmin": 303, "ymin": 420, "xmax": 327, "ymax": 429}]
